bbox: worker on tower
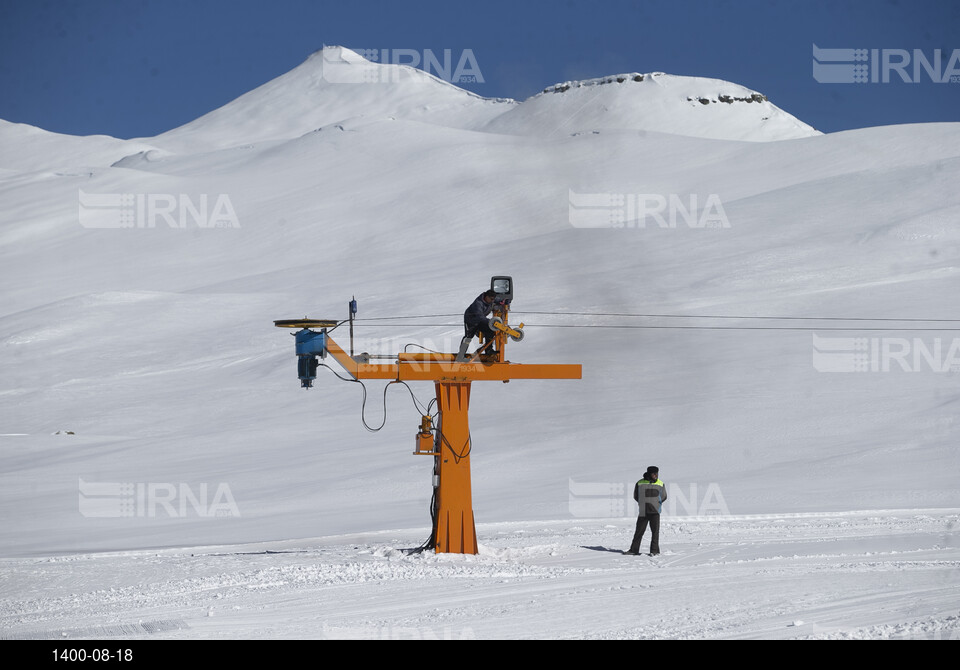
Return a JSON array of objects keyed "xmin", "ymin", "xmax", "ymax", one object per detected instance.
[
  {"xmin": 626, "ymin": 466, "xmax": 667, "ymax": 556},
  {"xmin": 456, "ymin": 289, "xmax": 498, "ymax": 361}
]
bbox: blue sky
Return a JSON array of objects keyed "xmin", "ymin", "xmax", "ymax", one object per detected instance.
[{"xmin": 1, "ymin": 0, "xmax": 957, "ymax": 138}]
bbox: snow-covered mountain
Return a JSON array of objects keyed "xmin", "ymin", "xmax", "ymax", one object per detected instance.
[
  {"xmin": 144, "ymin": 46, "xmax": 818, "ymax": 151},
  {"xmin": 146, "ymin": 46, "xmax": 514, "ymax": 153},
  {"xmin": 0, "ymin": 46, "xmax": 818, "ymax": 170},
  {"xmin": 1, "ymin": 45, "xmax": 958, "ymax": 639},
  {"xmin": 480, "ymin": 71, "xmax": 820, "ymax": 140}
]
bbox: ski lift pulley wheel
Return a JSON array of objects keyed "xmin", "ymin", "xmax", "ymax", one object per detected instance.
[
  {"xmin": 274, "ymin": 318, "xmax": 339, "ymax": 329},
  {"xmin": 490, "ymin": 316, "xmax": 524, "ymax": 342}
]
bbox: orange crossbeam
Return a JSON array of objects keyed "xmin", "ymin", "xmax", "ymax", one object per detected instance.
[
  {"xmin": 396, "ymin": 362, "xmax": 582, "ymax": 382},
  {"xmin": 330, "ymin": 338, "xmax": 580, "ymax": 382}
]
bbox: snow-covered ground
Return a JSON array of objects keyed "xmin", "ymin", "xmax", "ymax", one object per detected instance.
[
  {"xmin": 1, "ymin": 47, "xmax": 959, "ymax": 640},
  {"xmin": 4, "ymin": 512, "xmax": 959, "ymax": 640}
]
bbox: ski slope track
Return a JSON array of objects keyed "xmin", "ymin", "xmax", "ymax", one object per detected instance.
[{"xmin": 1, "ymin": 47, "xmax": 958, "ymax": 640}]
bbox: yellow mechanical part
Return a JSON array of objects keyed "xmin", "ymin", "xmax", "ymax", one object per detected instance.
[
  {"xmin": 491, "ymin": 316, "xmax": 524, "ymax": 341},
  {"xmin": 414, "ymin": 415, "xmax": 435, "ymax": 455}
]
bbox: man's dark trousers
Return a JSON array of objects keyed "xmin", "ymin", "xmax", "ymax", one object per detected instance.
[{"xmin": 629, "ymin": 512, "xmax": 660, "ymax": 555}]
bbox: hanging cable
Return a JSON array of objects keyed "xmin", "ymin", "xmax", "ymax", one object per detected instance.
[
  {"xmin": 317, "ymin": 364, "xmax": 431, "ymax": 431},
  {"xmin": 439, "ymin": 430, "xmax": 472, "ymax": 464},
  {"xmin": 406, "ymin": 410, "xmax": 442, "ymax": 555},
  {"xmin": 316, "ymin": 362, "xmax": 439, "ymax": 554}
]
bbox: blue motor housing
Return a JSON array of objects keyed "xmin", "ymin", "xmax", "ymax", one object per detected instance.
[{"xmin": 294, "ymin": 329, "xmax": 327, "ymax": 388}]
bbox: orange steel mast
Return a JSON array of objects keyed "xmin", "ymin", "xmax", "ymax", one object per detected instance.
[{"xmin": 275, "ymin": 278, "xmax": 580, "ymax": 554}]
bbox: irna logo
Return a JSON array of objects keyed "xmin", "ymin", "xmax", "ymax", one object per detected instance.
[
  {"xmin": 78, "ymin": 478, "xmax": 240, "ymax": 518},
  {"xmin": 812, "ymin": 44, "xmax": 960, "ymax": 84},
  {"xmin": 78, "ymin": 190, "xmax": 240, "ymax": 229}
]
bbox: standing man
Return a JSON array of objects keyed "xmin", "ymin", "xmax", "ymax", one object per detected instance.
[
  {"xmin": 456, "ymin": 289, "xmax": 498, "ymax": 361},
  {"xmin": 626, "ymin": 466, "xmax": 667, "ymax": 556}
]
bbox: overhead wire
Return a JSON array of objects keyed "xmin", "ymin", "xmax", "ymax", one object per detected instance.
[
  {"xmin": 354, "ymin": 313, "xmax": 460, "ymax": 322},
  {"xmin": 351, "ymin": 309, "xmax": 960, "ymax": 323},
  {"xmin": 514, "ymin": 310, "xmax": 960, "ymax": 323},
  {"xmin": 350, "ymin": 322, "xmax": 960, "ymax": 332},
  {"xmin": 341, "ymin": 309, "xmax": 960, "ymax": 332}
]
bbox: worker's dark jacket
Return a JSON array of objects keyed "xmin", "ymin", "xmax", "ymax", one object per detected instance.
[
  {"xmin": 464, "ymin": 294, "xmax": 493, "ymax": 328},
  {"xmin": 634, "ymin": 478, "xmax": 667, "ymax": 516},
  {"xmin": 464, "ymin": 294, "xmax": 496, "ymax": 340}
]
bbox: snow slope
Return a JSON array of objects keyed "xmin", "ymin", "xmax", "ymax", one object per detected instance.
[
  {"xmin": 0, "ymin": 120, "xmax": 161, "ymax": 174},
  {"xmin": 1, "ymin": 46, "xmax": 958, "ymax": 639}
]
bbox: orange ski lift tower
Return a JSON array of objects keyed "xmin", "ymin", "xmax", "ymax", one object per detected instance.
[{"xmin": 274, "ymin": 277, "xmax": 581, "ymax": 554}]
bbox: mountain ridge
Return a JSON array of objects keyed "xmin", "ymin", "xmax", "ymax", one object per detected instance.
[{"xmin": 0, "ymin": 45, "xmax": 821, "ymax": 164}]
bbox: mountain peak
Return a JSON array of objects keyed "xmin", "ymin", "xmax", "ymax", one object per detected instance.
[
  {"xmin": 483, "ymin": 70, "xmax": 818, "ymax": 141},
  {"xmin": 309, "ymin": 45, "xmax": 369, "ymax": 63},
  {"xmin": 146, "ymin": 46, "xmax": 511, "ymax": 152},
  {"xmin": 539, "ymin": 71, "xmax": 768, "ymax": 105}
]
